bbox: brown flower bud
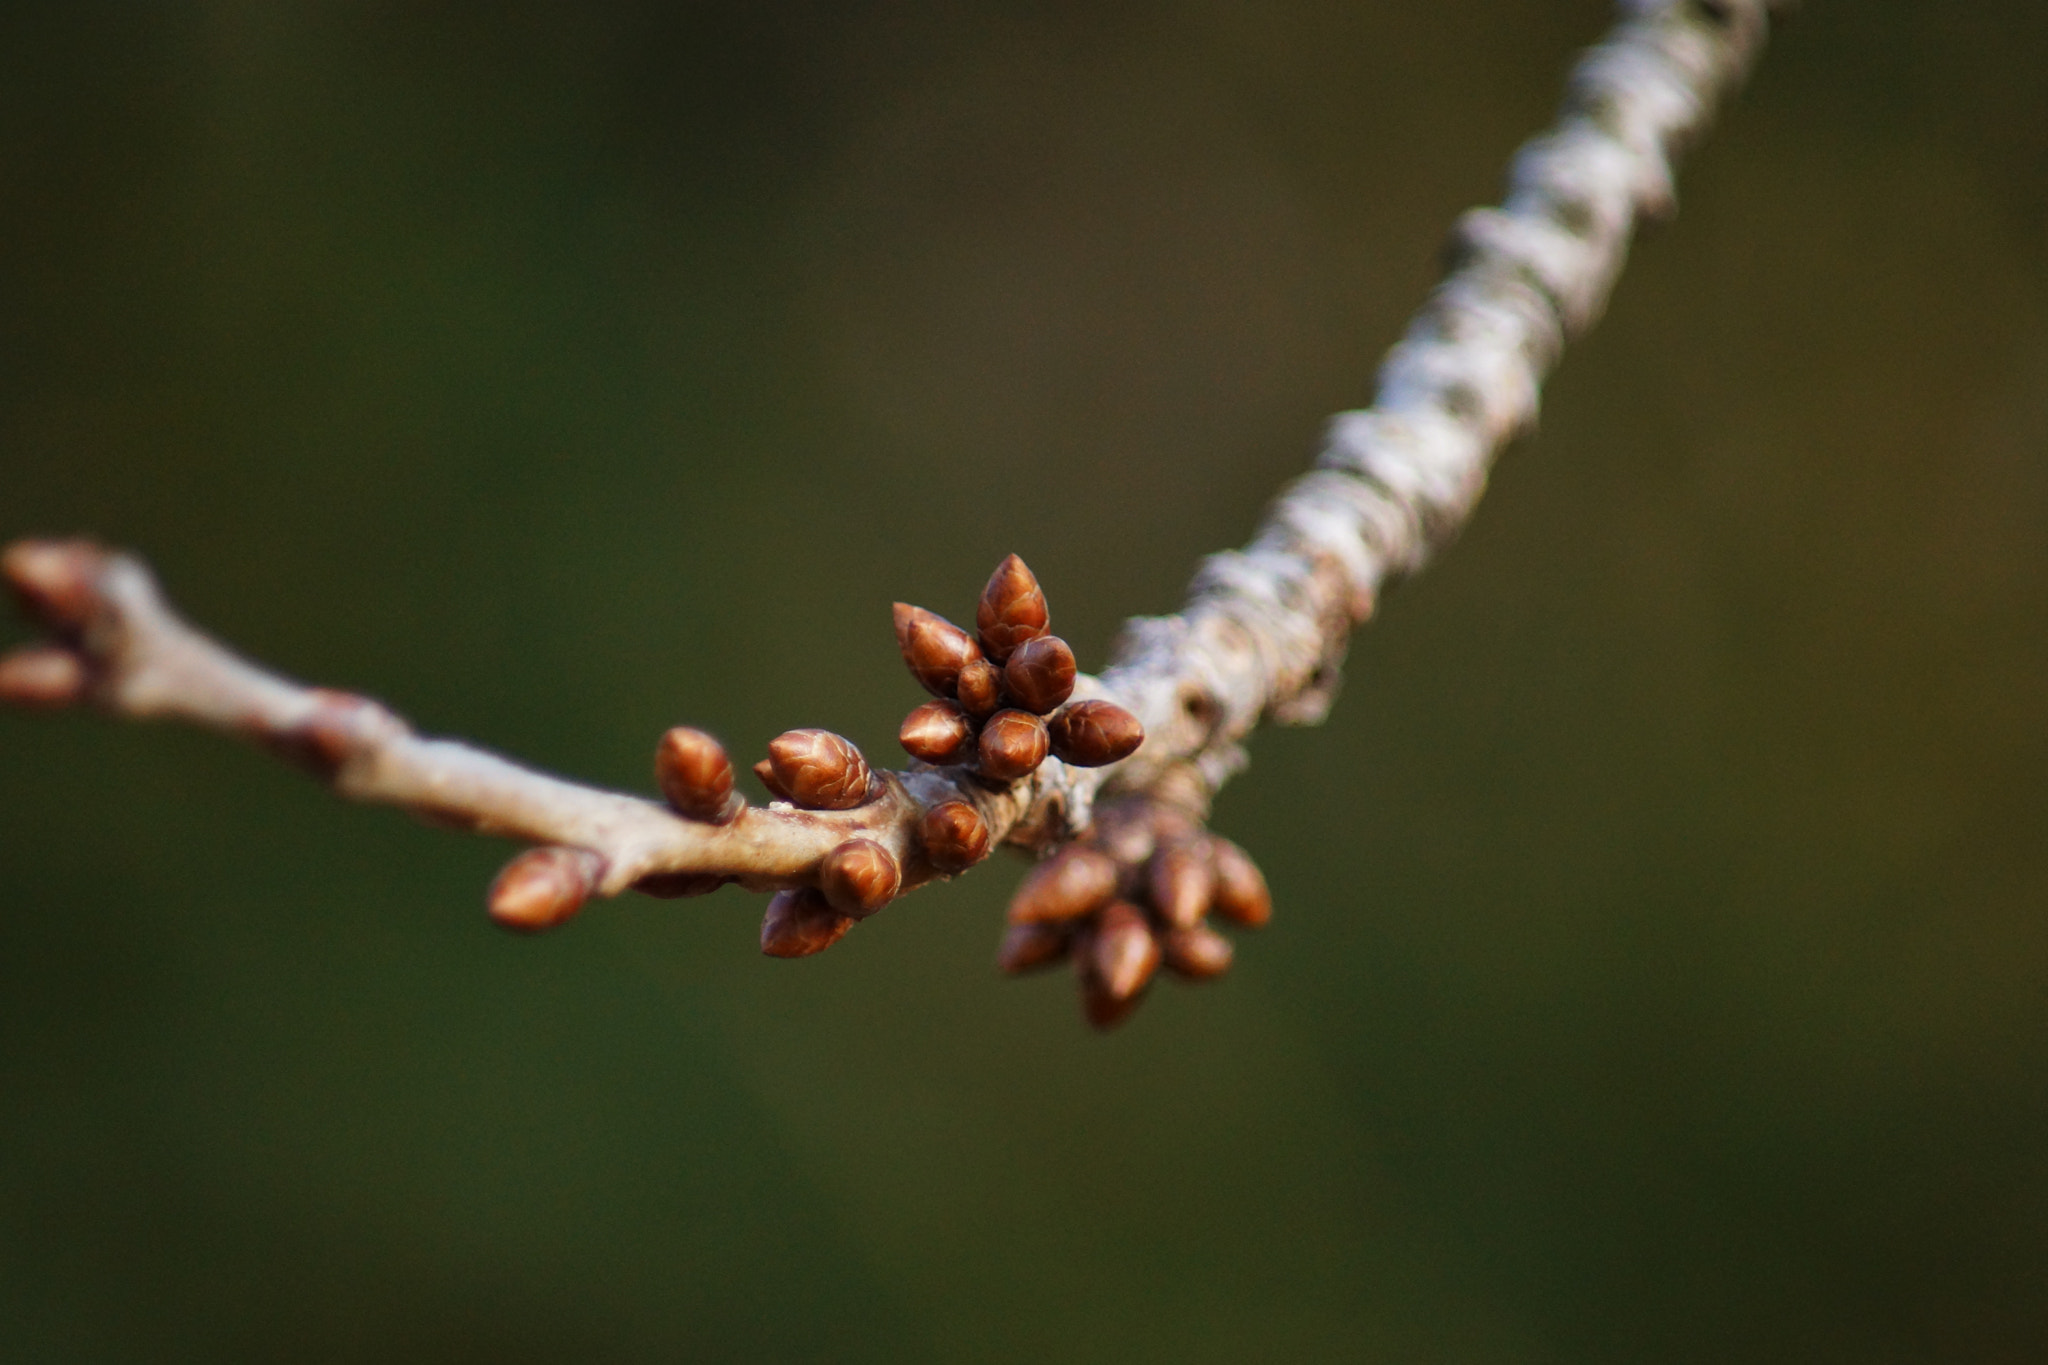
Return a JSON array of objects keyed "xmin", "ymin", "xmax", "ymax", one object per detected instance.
[
  {"xmin": 766, "ymin": 729, "xmax": 872, "ymax": 810},
  {"xmin": 820, "ymin": 837, "xmax": 902, "ymax": 918},
  {"xmin": 2, "ymin": 539, "xmax": 107, "ymax": 633},
  {"xmin": 956, "ymin": 658, "xmax": 1002, "ymax": 718},
  {"xmin": 1047, "ymin": 700, "xmax": 1144, "ymax": 767},
  {"xmin": 1210, "ymin": 837, "xmax": 1272, "ymax": 928},
  {"xmin": 1003, "ymin": 634, "xmax": 1076, "ymax": 715},
  {"xmin": 0, "ymin": 646, "xmax": 87, "ymax": 708},
  {"xmin": 1008, "ymin": 845, "xmax": 1119, "ymax": 925},
  {"xmin": 753, "ymin": 758, "xmax": 792, "ymax": 802},
  {"xmin": 1092, "ymin": 899, "xmax": 1161, "ymax": 1001},
  {"xmin": 894, "ymin": 603, "xmax": 982, "ymax": 698},
  {"xmin": 1148, "ymin": 839, "xmax": 1215, "ymax": 931},
  {"xmin": 899, "ymin": 699, "xmax": 975, "ymax": 764},
  {"xmin": 997, "ymin": 922, "xmax": 1071, "ymax": 974},
  {"xmin": 975, "ymin": 553, "xmax": 1049, "ymax": 662},
  {"xmin": 1162, "ymin": 923, "xmax": 1234, "ymax": 979},
  {"xmin": 655, "ymin": 726, "xmax": 738, "ymax": 822},
  {"xmin": 977, "ymin": 708, "xmax": 1049, "ymax": 782},
  {"xmin": 760, "ymin": 888, "xmax": 855, "ymax": 958},
  {"xmin": 921, "ymin": 799, "xmax": 991, "ymax": 873},
  {"xmin": 488, "ymin": 846, "xmax": 601, "ymax": 932}
]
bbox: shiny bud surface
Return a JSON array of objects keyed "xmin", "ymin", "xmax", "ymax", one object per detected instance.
[
  {"xmin": 1, "ymin": 539, "xmax": 107, "ymax": 633},
  {"xmin": 753, "ymin": 757, "xmax": 791, "ymax": 802},
  {"xmin": 1008, "ymin": 846, "xmax": 1119, "ymax": 925},
  {"xmin": 895, "ymin": 603, "xmax": 982, "ymax": 697},
  {"xmin": 0, "ymin": 646, "xmax": 87, "ymax": 708},
  {"xmin": 956, "ymin": 658, "xmax": 1002, "ymax": 718},
  {"xmin": 760, "ymin": 888, "xmax": 855, "ymax": 958},
  {"xmin": 488, "ymin": 846, "xmax": 600, "ymax": 932},
  {"xmin": 921, "ymin": 800, "xmax": 992, "ymax": 873},
  {"xmin": 1163, "ymin": 924, "xmax": 1234, "ymax": 979},
  {"xmin": 899, "ymin": 699, "xmax": 975, "ymax": 764},
  {"xmin": 766, "ymin": 729, "xmax": 872, "ymax": 810},
  {"xmin": 997, "ymin": 922, "xmax": 1071, "ymax": 974},
  {"xmin": 1092, "ymin": 900, "xmax": 1161, "ymax": 1001},
  {"xmin": 977, "ymin": 709, "xmax": 1049, "ymax": 782},
  {"xmin": 975, "ymin": 554, "xmax": 1049, "ymax": 662},
  {"xmin": 821, "ymin": 837, "xmax": 902, "ymax": 917},
  {"xmin": 1002, "ymin": 634, "xmax": 1076, "ymax": 715},
  {"xmin": 655, "ymin": 726, "xmax": 737, "ymax": 822},
  {"xmin": 1210, "ymin": 837, "xmax": 1273, "ymax": 928},
  {"xmin": 1148, "ymin": 840, "xmax": 1216, "ymax": 930},
  {"xmin": 1047, "ymin": 700, "xmax": 1144, "ymax": 767}
]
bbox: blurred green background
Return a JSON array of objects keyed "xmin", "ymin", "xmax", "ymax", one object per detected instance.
[{"xmin": 4, "ymin": 1, "xmax": 2046, "ymax": 1360}]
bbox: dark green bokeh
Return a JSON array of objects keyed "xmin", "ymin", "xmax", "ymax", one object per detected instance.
[{"xmin": 4, "ymin": 2, "xmax": 2047, "ymax": 1360}]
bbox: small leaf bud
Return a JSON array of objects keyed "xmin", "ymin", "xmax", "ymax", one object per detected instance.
[
  {"xmin": 898, "ymin": 699, "xmax": 975, "ymax": 764},
  {"xmin": 1002, "ymin": 634, "xmax": 1076, "ymax": 715},
  {"xmin": 956, "ymin": 658, "xmax": 1002, "ymax": 718},
  {"xmin": 0, "ymin": 645, "xmax": 87, "ymax": 708},
  {"xmin": 1162, "ymin": 923, "xmax": 1234, "ymax": 979},
  {"xmin": 760, "ymin": 888, "xmax": 855, "ymax": 958},
  {"xmin": 1, "ymin": 538, "xmax": 107, "ymax": 633},
  {"xmin": 1210, "ymin": 837, "xmax": 1273, "ymax": 928},
  {"xmin": 997, "ymin": 922, "xmax": 1071, "ymax": 974},
  {"xmin": 820, "ymin": 837, "xmax": 902, "ymax": 918},
  {"xmin": 655, "ymin": 726, "xmax": 738, "ymax": 822},
  {"xmin": 766, "ymin": 729, "xmax": 873, "ymax": 810},
  {"xmin": 488, "ymin": 846, "xmax": 601, "ymax": 932},
  {"xmin": 1092, "ymin": 899, "xmax": 1162, "ymax": 1001},
  {"xmin": 895, "ymin": 603, "xmax": 982, "ymax": 697},
  {"xmin": 1047, "ymin": 700, "xmax": 1144, "ymax": 767},
  {"xmin": 975, "ymin": 554, "xmax": 1049, "ymax": 662},
  {"xmin": 977, "ymin": 708, "xmax": 1049, "ymax": 782},
  {"xmin": 921, "ymin": 799, "xmax": 992, "ymax": 873},
  {"xmin": 1007, "ymin": 846, "xmax": 1119, "ymax": 925},
  {"xmin": 1147, "ymin": 839, "xmax": 1216, "ymax": 930}
]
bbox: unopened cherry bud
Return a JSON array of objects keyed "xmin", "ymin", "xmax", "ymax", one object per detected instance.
[
  {"xmin": 997, "ymin": 922, "xmax": 1071, "ymax": 974},
  {"xmin": 488, "ymin": 846, "xmax": 601, "ymax": 932},
  {"xmin": 1210, "ymin": 837, "xmax": 1272, "ymax": 928},
  {"xmin": 899, "ymin": 699, "xmax": 975, "ymax": 764},
  {"xmin": 956, "ymin": 658, "xmax": 1002, "ymax": 718},
  {"xmin": 977, "ymin": 708, "xmax": 1049, "ymax": 782},
  {"xmin": 1003, "ymin": 634, "xmax": 1075, "ymax": 715},
  {"xmin": 760, "ymin": 888, "xmax": 855, "ymax": 958},
  {"xmin": 1, "ymin": 539, "xmax": 107, "ymax": 633},
  {"xmin": 0, "ymin": 646, "xmax": 87, "ymax": 708},
  {"xmin": 1092, "ymin": 899, "xmax": 1161, "ymax": 1001},
  {"xmin": 1047, "ymin": 700, "xmax": 1144, "ymax": 767},
  {"xmin": 655, "ymin": 726, "xmax": 738, "ymax": 822},
  {"xmin": 766, "ymin": 729, "xmax": 873, "ymax": 810},
  {"xmin": 1008, "ymin": 845, "xmax": 1119, "ymax": 925},
  {"xmin": 820, "ymin": 837, "xmax": 902, "ymax": 918},
  {"xmin": 975, "ymin": 554, "xmax": 1049, "ymax": 662},
  {"xmin": 753, "ymin": 758, "xmax": 792, "ymax": 802},
  {"xmin": 921, "ymin": 799, "xmax": 991, "ymax": 873},
  {"xmin": 1162, "ymin": 923, "xmax": 1234, "ymax": 979},
  {"xmin": 894, "ymin": 603, "xmax": 982, "ymax": 698},
  {"xmin": 1148, "ymin": 839, "xmax": 1215, "ymax": 930}
]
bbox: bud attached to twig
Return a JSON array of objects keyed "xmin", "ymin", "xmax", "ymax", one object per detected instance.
[
  {"xmin": 977, "ymin": 709, "xmax": 1049, "ymax": 782},
  {"xmin": 975, "ymin": 554, "xmax": 1049, "ymax": 662},
  {"xmin": 899, "ymin": 699, "xmax": 975, "ymax": 764},
  {"xmin": 895, "ymin": 603, "xmax": 982, "ymax": 698},
  {"xmin": 921, "ymin": 799, "xmax": 992, "ymax": 873},
  {"xmin": 1162, "ymin": 923, "xmax": 1234, "ymax": 979},
  {"xmin": 956, "ymin": 658, "xmax": 1002, "ymax": 718},
  {"xmin": 488, "ymin": 846, "xmax": 601, "ymax": 932},
  {"xmin": 760, "ymin": 888, "xmax": 855, "ymax": 958},
  {"xmin": 2, "ymin": 539, "xmax": 107, "ymax": 633},
  {"xmin": 1008, "ymin": 845, "xmax": 1119, "ymax": 925},
  {"xmin": 1210, "ymin": 837, "xmax": 1272, "ymax": 928},
  {"xmin": 1047, "ymin": 700, "xmax": 1144, "ymax": 767},
  {"xmin": 821, "ymin": 837, "xmax": 902, "ymax": 918},
  {"xmin": 1003, "ymin": 634, "xmax": 1076, "ymax": 715},
  {"xmin": 1092, "ymin": 899, "xmax": 1162, "ymax": 1002},
  {"xmin": 1148, "ymin": 840, "xmax": 1215, "ymax": 931},
  {"xmin": 655, "ymin": 726, "xmax": 738, "ymax": 822},
  {"xmin": 0, "ymin": 646, "xmax": 87, "ymax": 708},
  {"xmin": 766, "ymin": 729, "xmax": 873, "ymax": 810},
  {"xmin": 998, "ymin": 922, "xmax": 1071, "ymax": 974}
]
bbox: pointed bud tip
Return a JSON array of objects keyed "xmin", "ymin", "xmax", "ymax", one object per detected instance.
[
  {"xmin": 0, "ymin": 646, "xmax": 88, "ymax": 708},
  {"xmin": 488, "ymin": 847, "xmax": 599, "ymax": 932},
  {"xmin": 3, "ymin": 539, "xmax": 109, "ymax": 633},
  {"xmin": 656, "ymin": 726, "xmax": 737, "ymax": 822},
  {"xmin": 766, "ymin": 729, "xmax": 873, "ymax": 810},
  {"xmin": 975, "ymin": 554, "xmax": 1050, "ymax": 662},
  {"xmin": 761, "ymin": 888, "xmax": 855, "ymax": 958},
  {"xmin": 899, "ymin": 699, "xmax": 975, "ymax": 764},
  {"xmin": 1008, "ymin": 845, "xmax": 1119, "ymax": 925},
  {"xmin": 1048, "ymin": 700, "xmax": 1144, "ymax": 767}
]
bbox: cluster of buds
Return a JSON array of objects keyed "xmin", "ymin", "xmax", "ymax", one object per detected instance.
[
  {"xmin": 895, "ymin": 554, "xmax": 1142, "ymax": 782},
  {"xmin": 998, "ymin": 795, "xmax": 1271, "ymax": 1029}
]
